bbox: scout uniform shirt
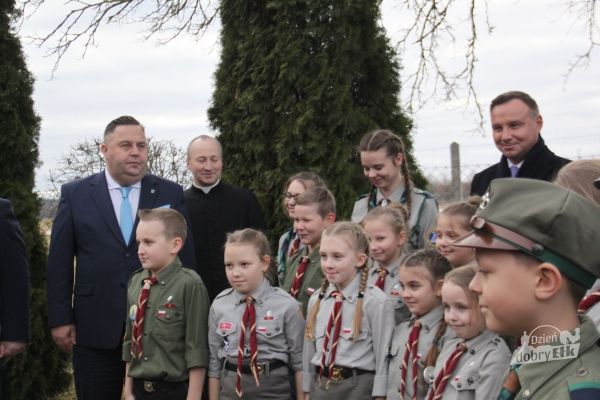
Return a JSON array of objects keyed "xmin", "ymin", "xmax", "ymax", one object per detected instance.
[
  {"xmin": 582, "ymin": 279, "xmax": 600, "ymax": 329},
  {"xmin": 207, "ymin": 278, "xmax": 305, "ymax": 379},
  {"xmin": 123, "ymin": 258, "xmax": 210, "ymax": 381},
  {"xmin": 367, "ymin": 258, "xmax": 411, "ymax": 325},
  {"xmin": 387, "ymin": 305, "xmax": 456, "ymax": 400},
  {"xmin": 282, "ymin": 246, "xmax": 324, "ymax": 315},
  {"xmin": 351, "ymin": 184, "xmax": 438, "ymax": 250},
  {"xmin": 425, "ymin": 330, "xmax": 511, "ymax": 399},
  {"xmin": 508, "ymin": 316, "xmax": 600, "ymax": 400},
  {"xmin": 302, "ymin": 272, "xmax": 394, "ymax": 398}
]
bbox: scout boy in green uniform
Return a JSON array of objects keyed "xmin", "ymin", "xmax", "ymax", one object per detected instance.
[
  {"xmin": 282, "ymin": 186, "xmax": 336, "ymax": 315},
  {"xmin": 452, "ymin": 178, "xmax": 600, "ymax": 400},
  {"xmin": 123, "ymin": 208, "xmax": 210, "ymax": 400}
]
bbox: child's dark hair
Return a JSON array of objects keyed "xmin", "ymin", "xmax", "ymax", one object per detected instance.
[
  {"xmin": 225, "ymin": 228, "xmax": 271, "ymax": 259},
  {"xmin": 305, "ymin": 222, "xmax": 368, "ymax": 341},
  {"xmin": 401, "ymin": 249, "xmax": 452, "ymax": 368},
  {"xmin": 401, "ymin": 249, "xmax": 452, "ymax": 282},
  {"xmin": 440, "ymin": 196, "xmax": 481, "ymax": 231},
  {"xmin": 295, "ymin": 186, "xmax": 336, "ymax": 218},
  {"xmin": 137, "ymin": 208, "xmax": 187, "ymax": 241},
  {"xmin": 281, "ymin": 171, "xmax": 325, "ymax": 213},
  {"xmin": 358, "ymin": 129, "xmax": 413, "ymax": 215}
]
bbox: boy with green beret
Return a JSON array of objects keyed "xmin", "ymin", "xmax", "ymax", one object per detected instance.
[
  {"xmin": 451, "ymin": 178, "xmax": 600, "ymax": 400},
  {"xmin": 123, "ymin": 208, "xmax": 210, "ymax": 400}
]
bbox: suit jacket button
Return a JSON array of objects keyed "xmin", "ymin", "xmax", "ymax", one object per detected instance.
[{"xmin": 125, "ymin": 253, "xmax": 131, "ymax": 258}]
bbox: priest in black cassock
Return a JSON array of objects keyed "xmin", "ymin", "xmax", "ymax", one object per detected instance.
[{"xmin": 185, "ymin": 135, "xmax": 266, "ymax": 301}]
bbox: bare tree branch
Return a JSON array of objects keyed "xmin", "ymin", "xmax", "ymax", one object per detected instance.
[
  {"xmin": 48, "ymin": 137, "xmax": 191, "ymax": 196},
  {"xmin": 562, "ymin": 0, "xmax": 599, "ymax": 84},
  {"xmin": 18, "ymin": 0, "xmax": 219, "ymax": 74},
  {"xmin": 394, "ymin": 0, "xmax": 490, "ymax": 128}
]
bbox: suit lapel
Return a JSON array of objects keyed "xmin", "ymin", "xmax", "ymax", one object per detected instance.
[
  {"xmin": 89, "ymin": 172, "xmax": 125, "ymax": 246},
  {"xmin": 132, "ymin": 174, "xmax": 160, "ymax": 245}
]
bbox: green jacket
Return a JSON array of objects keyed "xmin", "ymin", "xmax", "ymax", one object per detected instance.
[
  {"xmin": 123, "ymin": 257, "xmax": 210, "ymax": 382},
  {"xmin": 511, "ymin": 316, "xmax": 600, "ymax": 400},
  {"xmin": 281, "ymin": 246, "xmax": 323, "ymax": 315}
]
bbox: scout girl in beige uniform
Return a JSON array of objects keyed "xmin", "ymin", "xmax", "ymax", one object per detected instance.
[
  {"xmin": 362, "ymin": 204, "xmax": 411, "ymax": 325},
  {"xmin": 351, "ymin": 129, "xmax": 438, "ymax": 250},
  {"xmin": 303, "ymin": 222, "xmax": 394, "ymax": 399},
  {"xmin": 425, "ymin": 266, "xmax": 511, "ymax": 400},
  {"xmin": 208, "ymin": 229, "xmax": 305, "ymax": 399},
  {"xmin": 387, "ymin": 249, "xmax": 455, "ymax": 400}
]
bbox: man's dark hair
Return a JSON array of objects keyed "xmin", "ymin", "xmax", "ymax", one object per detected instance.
[
  {"xmin": 490, "ymin": 91, "xmax": 539, "ymax": 116},
  {"xmin": 104, "ymin": 115, "xmax": 144, "ymax": 137}
]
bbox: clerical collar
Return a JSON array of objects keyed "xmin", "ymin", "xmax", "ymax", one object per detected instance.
[{"xmin": 192, "ymin": 179, "xmax": 220, "ymax": 194}]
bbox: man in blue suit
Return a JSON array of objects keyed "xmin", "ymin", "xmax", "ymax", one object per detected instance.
[
  {"xmin": 0, "ymin": 198, "xmax": 30, "ymax": 399},
  {"xmin": 47, "ymin": 116, "xmax": 197, "ymax": 400}
]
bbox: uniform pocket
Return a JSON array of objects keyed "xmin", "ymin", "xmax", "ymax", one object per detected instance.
[
  {"xmin": 216, "ymin": 320, "xmax": 238, "ymax": 350},
  {"xmin": 339, "ymin": 326, "xmax": 370, "ymax": 341},
  {"xmin": 153, "ymin": 308, "xmax": 184, "ymax": 323},
  {"xmin": 449, "ymin": 370, "xmax": 480, "ymax": 391},
  {"xmin": 256, "ymin": 322, "xmax": 284, "ymax": 339}
]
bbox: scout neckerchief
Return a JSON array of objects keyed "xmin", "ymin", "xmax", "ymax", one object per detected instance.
[
  {"xmin": 236, "ymin": 296, "xmax": 259, "ymax": 398},
  {"xmin": 374, "ymin": 267, "xmax": 389, "ymax": 290},
  {"xmin": 288, "ymin": 235, "xmax": 301, "ymax": 259},
  {"xmin": 400, "ymin": 319, "xmax": 421, "ymax": 400},
  {"xmin": 578, "ymin": 290, "xmax": 600, "ymax": 313},
  {"xmin": 367, "ymin": 185, "xmax": 409, "ymax": 211},
  {"xmin": 131, "ymin": 276, "xmax": 158, "ymax": 358},
  {"xmin": 319, "ymin": 291, "xmax": 343, "ymax": 385},
  {"xmin": 427, "ymin": 341, "xmax": 467, "ymax": 400},
  {"xmin": 289, "ymin": 256, "xmax": 309, "ymax": 299}
]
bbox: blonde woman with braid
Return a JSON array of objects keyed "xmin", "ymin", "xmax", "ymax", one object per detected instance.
[
  {"xmin": 352, "ymin": 129, "xmax": 438, "ymax": 250},
  {"xmin": 302, "ymin": 222, "xmax": 393, "ymax": 400}
]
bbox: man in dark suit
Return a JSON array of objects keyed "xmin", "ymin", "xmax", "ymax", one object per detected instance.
[
  {"xmin": 0, "ymin": 198, "xmax": 30, "ymax": 399},
  {"xmin": 47, "ymin": 116, "xmax": 196, "ymax": 400},
  {"xmin": 470, "ymin": 91, "xmax": 570, "ymax": 196},
  {"xmin": 185, "ymin": 135, "xmax": 266, "ymax": 301}
]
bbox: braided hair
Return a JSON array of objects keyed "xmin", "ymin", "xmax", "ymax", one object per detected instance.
[
  {"xmin": 305, "ymin": 222, "xmax": 369, "ymax": 341},
  {"xmin": 401, "ymin": 249, "xmax": 452, "ymax": 367},
  {"xmin": 358, "ymin": 129, "xmax": 413, "ymax": 216}
]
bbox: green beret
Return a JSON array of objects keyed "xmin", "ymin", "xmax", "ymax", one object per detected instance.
[{"xmin": 452, "ymin": 178, "xmax": 600, "ymax": 288}]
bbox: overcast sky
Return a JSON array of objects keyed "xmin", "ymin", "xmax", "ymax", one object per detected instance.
[{"xmin": 17, "ymin": 0, "xmax": 600, "ymax": 193}]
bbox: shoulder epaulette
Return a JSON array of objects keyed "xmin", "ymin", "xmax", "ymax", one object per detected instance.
[
  {"xmin": 272, "ymin": 287, "xmax": 296, "ymax": 299},
  {"xmin": 412, "ymin": 188, "xmax": 434, "ymax": 199},
  {"xmin": 366, "ymin": 285, "xmax": 389, "ymax": 302},
  {"xmin": 215, "ymin": 288, "xmax": 235, "ymax": 299}
]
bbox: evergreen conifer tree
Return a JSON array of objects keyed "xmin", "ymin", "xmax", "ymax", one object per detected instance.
[
  {"xmin": 0, "ymin": 1, "xmax": 70, "ymax": 398},
  {"xmin": 209, "ymin": 0, "xmax": 424, "ymax": 239}
]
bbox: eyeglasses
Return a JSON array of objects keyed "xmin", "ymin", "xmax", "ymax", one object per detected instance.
[{"xmin": 284, "ymin": 192, "xmax": 301, "ymax": 201}]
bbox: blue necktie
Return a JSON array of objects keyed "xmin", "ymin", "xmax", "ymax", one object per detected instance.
[
  {"xmin": 510, "ymin": 165, "xmax": 519, "ymax": 178},
  {"xmin": 119, "ymin": 187, "xmax": 133, "ymax": 244}
]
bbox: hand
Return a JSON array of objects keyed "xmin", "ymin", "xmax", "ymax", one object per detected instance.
[
  {"xmin": 124, "ymin": 393, "xmax": 135, "ymax": 400},
  {"xmin": 0, "ymin": 341, "xmax": 26, "ymax": 358},
  {"xmin": 51, "ymin": 324, "xmax": 76, "ymax": 352}
]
